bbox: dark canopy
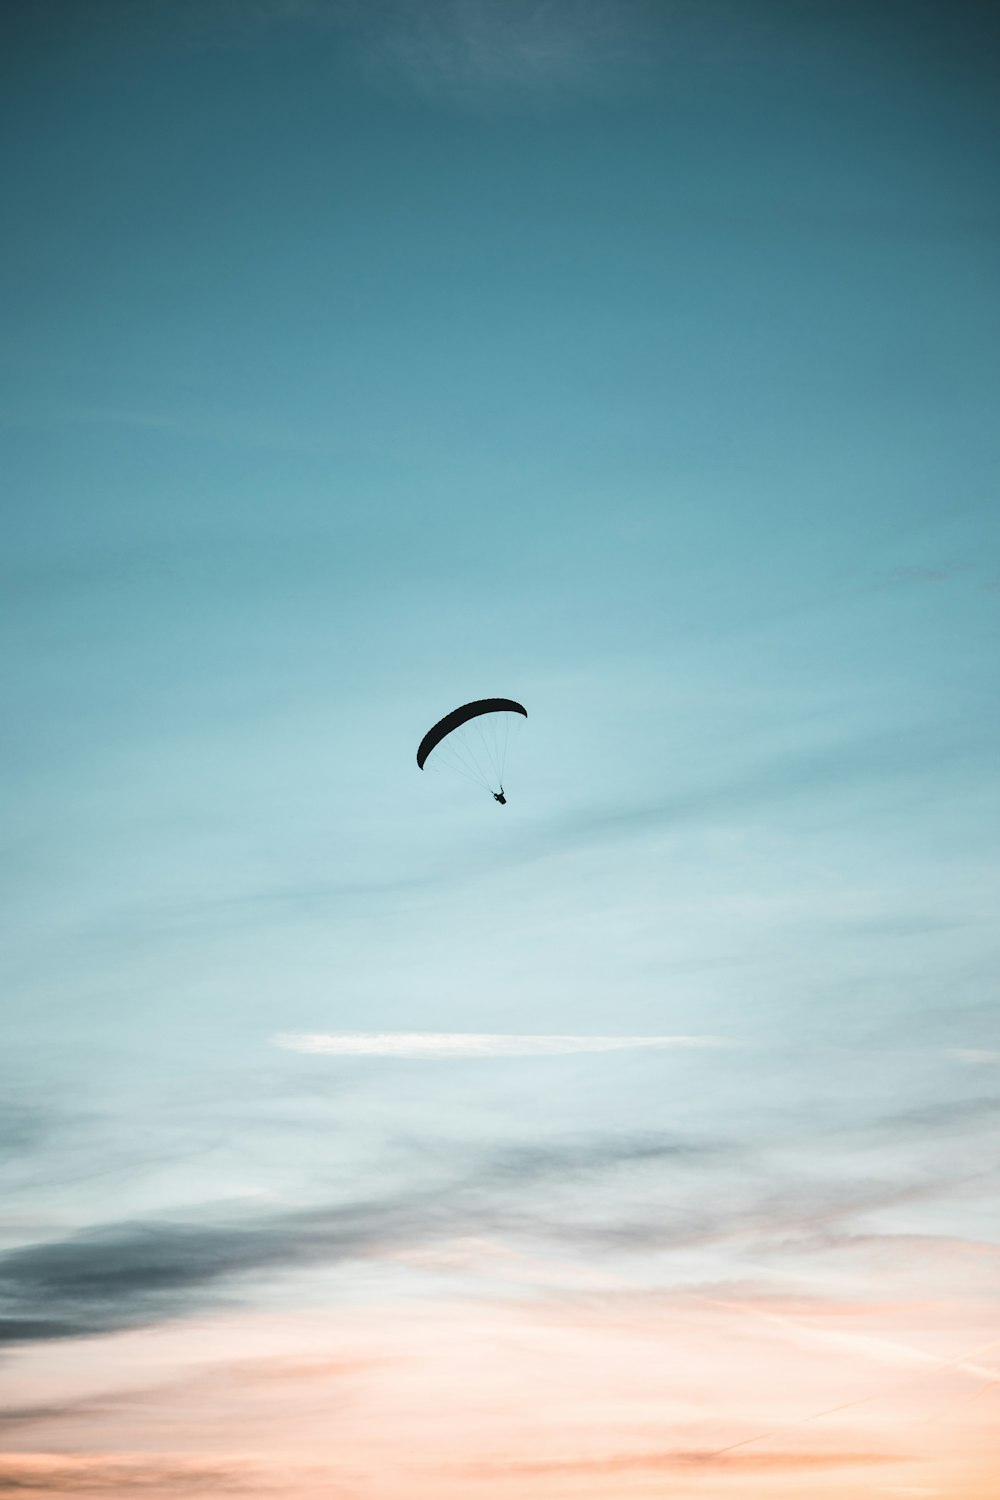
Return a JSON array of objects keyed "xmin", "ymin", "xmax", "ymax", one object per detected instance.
[{"xmin": 416, "ymin": 698, "xmax": 528, "ymax": 769}]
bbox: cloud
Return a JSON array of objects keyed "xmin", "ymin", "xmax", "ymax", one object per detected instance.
[
  {"xmin": 0, "ymin": 1453, "xmax": 264, "ymax": 1495},
  {"xmin": 0, "ymin": 1198, "xmax": 430, "ymax": 1346},
  {"xmin": 949, "ymin": 1049, "xmax": 1000, "ymax": 1066},
  {"xmin": 801, "ymin": 1230, "xmax": 1000, "ymax": 1274},
  {"xmin": 19, "ymin": 0, "xmax": 652, "ymax": 109},
  {"xmin": 357, "ymin": 0, "xmax": 650, "ymax": 107},
  {"xmin": 48, "ymin": 404, "xmax": 328, "ymax": 453},
  {"xmin": 891, "ymin": 566, "xmax": 954, "ymax": 583},
  {"xmin": 0, "ymin": 1104, "xmax": 50, "ymax": 1161},
  {"xmin": 875, "ymin": 1094, "xmax": 1000, "ymax": 1134},
  {"xmin": 517, "ymin": 1170, "xmax": 963, "ymax": 1262},
  {"xmin": 465, "ymin": 1447, "xmax": 906, "ymax": 1477},
  {"xmin": 883, "ymin": 1489, "xmax": 944, "ymax": 1498},
  {"xmin": 478, "ymin": 1131, "xmax": 723, "ymax": 1182},
  {"xmin": 275, "ymin": 1032, "xmax": 735, "ymax": 1057},
  {"xmin": 0, "ymin": 1353, "xmax": 381, "ymax": 1431},
  {"xmin": 0, "ymin": 1400, "xmax": 103, "ymax": 1429},
  {"xmin": 0, "ymin": 1112, "xmax": 962, "ymax": 1349},
  {"xmin": 0, "ymin": 1124, "xmax": 726, "ymax": 1345}
]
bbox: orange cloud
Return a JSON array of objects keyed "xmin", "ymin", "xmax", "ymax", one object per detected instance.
[
  {"xmin": 0, "ymin": 1452, "xmax": 266, "ymax": 1495},
  {"xmin": 466, "ymin": 1447, "xmax": 908, "ymax": 1476},
  {"xmin": 2, "ymin": 1292, "xmax": 997, "ymax": 1500}
]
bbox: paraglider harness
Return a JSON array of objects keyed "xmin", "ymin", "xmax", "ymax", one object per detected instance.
[{"xmin": 493, "ymin": 788, "xmax": 507, "ymax": 805}]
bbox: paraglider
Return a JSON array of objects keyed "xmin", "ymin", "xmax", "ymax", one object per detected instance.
[{"xmin": 417, "ymin": 698, "xmax": 526, "ymax": 803}]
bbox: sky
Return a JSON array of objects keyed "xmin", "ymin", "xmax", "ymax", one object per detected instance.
[{"xmin": 2, "ymin": 0, "xmax": 999, "ymax": 1495}]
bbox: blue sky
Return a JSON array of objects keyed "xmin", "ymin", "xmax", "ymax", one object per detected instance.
[{"xmin": 1, "ymin": 3, "xmax": 999, "ymax": 1495}]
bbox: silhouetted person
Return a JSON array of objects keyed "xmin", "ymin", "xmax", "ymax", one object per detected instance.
[{"xmin": 493, "ymin": 789, "xmax": 507, "ymax": 805}]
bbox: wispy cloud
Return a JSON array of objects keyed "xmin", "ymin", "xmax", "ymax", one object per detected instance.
[
  {"xmin": 0, "ymin": 1124, "xmax": 843, "ymax": 1347},
  {"xmin": 883, "ymin": 1489, "xmax": 944, "ymax": 1498},
  {"xmin": 949, "ymin": 1049, "xmax": 1000, "ymax": 1066},
  {"xmin": 0, "ymin": 1103, "xmax": 51, "ymax": 1161},
  {"xmin": 0, "ymin": 1452, "xmax": 265, "ymax": 1495},
  {"xmin": 465, "ymin": 1447, "xmax": 907, "ymax": 1476},
  {"xmin": 3, "ymin": 402, "xmax": 330, "ymax": 453},
  {"xmin": 0, "ymin": 1200, "xmax": 427, "ymax": 1346},
  {"xmin": 45, "ymin": 0, "xmax": 652, "ymax": 109},
  {"xmin": 0, "ymin": 1130, "xmax": 709, "ymax": 1345},
  {"xmin": 0, "ymin": 1069, "xmax": 979, "ymax": 1353},
  {"xmin": 478, "ymin": 1132, "xmax": 723, "ymax": 1183},
  {"xmin": 1, "ymin": 1132, "xmax": 968, "ymax": 1347},
  {"xmin": 275, "ymin": 1032, "xmax": 735, "ymax": 1057},
  {"xmin": 0, "ymin": 1352, "xmax": 381, "ymax": 1431},
  {"xmin": 875, "ymin": 1095, "xmax": 1000, "ymax": 1134},
  {"xmin": 359, "ymin": 0, "xmax": 649, "ymax": 107},
  {"xmin": 891, "ymin": 566, "xmax": 955, "ymax": 583}
]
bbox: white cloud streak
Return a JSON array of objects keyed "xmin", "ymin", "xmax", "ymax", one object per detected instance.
[
  {"xmin": 948, "ymin": 1049, "xmax": 1000, "ymax": 1066},
  {"xmin": 275, "ymin": 1032, "xmax": 735, "ymax": 1058}
]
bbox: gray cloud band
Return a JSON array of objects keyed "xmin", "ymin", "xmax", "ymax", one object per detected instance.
[{"xmin": 0, "ymin": 1137, "xmax": 951, "ymax": 1347}]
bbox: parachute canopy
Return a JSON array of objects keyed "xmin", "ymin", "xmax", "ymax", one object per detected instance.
[{"xmin": 417, "ymin": 697, "xmax": 527, "ymax": 794}]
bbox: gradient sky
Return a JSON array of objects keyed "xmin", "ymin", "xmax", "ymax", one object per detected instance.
[{"xmin": 2, "ymin": 2, "xmax": 999, "ymax": 1496}]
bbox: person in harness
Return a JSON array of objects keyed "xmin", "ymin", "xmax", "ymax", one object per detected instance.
[{"xmin": 493, "ymin": 788, "xmax": 507, "ymax": 805}]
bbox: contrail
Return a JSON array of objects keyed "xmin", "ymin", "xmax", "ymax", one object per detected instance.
[{"xmin": 704, "ymin": 1336, "xmax": 1000, "ymax": 1461}]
